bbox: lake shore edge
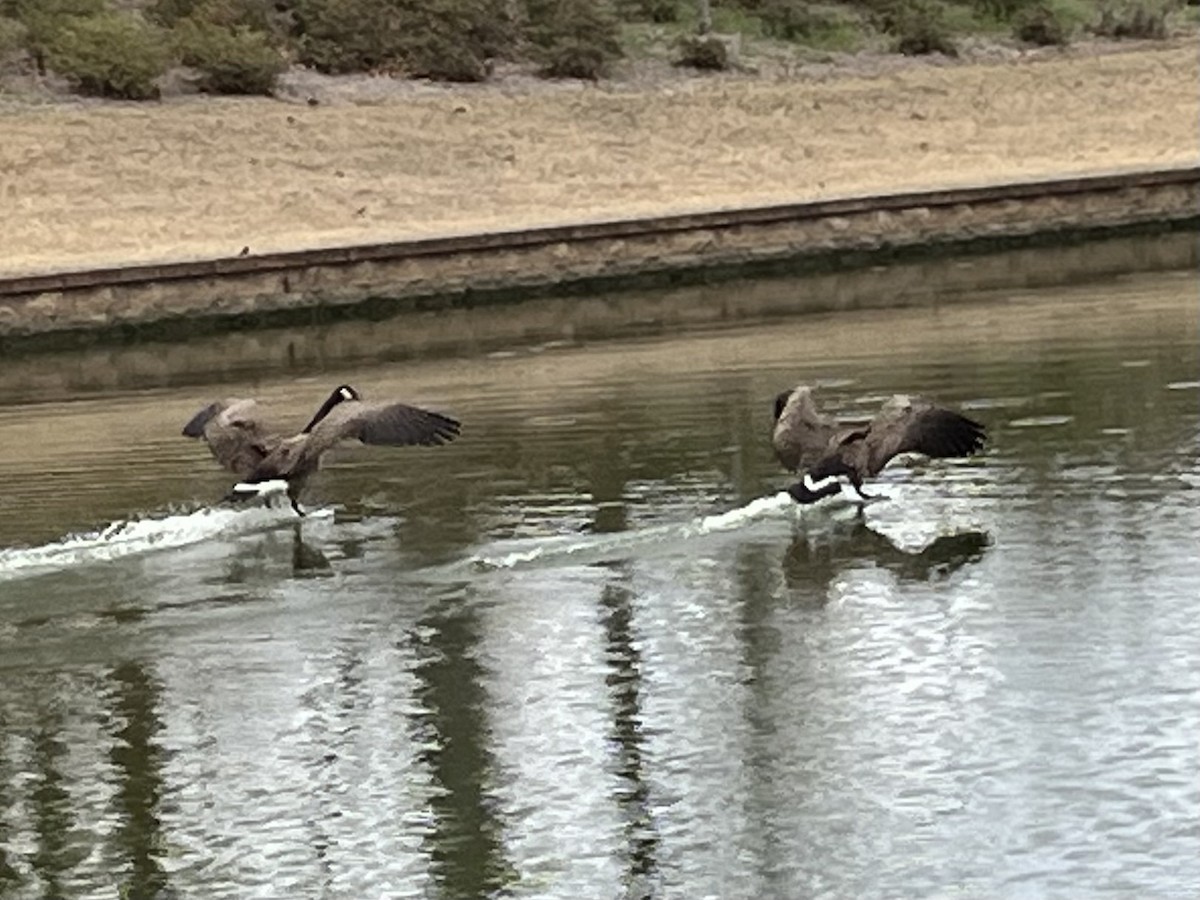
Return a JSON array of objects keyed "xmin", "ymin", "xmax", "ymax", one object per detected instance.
[{"xmin": 1, "ymin": 165, "xmax": 1197, "ymax": 354}]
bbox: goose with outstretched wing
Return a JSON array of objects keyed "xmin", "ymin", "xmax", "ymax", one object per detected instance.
[
  {"xmin": 772, "ymin": 386, "xmax": 985, "ymax": 504},
  {"xmin": 183, "ymin": 385, "xmax": 461, "ymax": 513}
]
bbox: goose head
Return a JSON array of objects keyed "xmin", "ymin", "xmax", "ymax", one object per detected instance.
[{"xmin": 303, "ymin": 385, "xmax": 361, "ymax": 433}]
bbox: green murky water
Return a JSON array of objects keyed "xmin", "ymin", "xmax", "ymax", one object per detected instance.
[{"xmin": 0, "ymin": 267, "xmax": 1197, "ymax": 898}]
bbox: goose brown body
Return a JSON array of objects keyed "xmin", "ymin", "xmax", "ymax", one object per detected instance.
[
  {"xmin": 182, "ymin": 385, "xmax": 460, "ymax": 512},
  {"xmin": 771, "ymin": 385, "xmax": 986, "ymax": 503}
]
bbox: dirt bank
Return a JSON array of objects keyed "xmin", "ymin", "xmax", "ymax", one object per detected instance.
[{"xmin": 1, "ymin": 42, "xmax": 1197, "ymax": 278}]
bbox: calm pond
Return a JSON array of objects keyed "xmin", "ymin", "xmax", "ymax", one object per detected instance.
[{"xmin": 0, "ymin": 267, "xmax": 1197, "ymax": 899}]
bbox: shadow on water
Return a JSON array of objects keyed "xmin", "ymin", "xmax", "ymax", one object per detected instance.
[
  {"xmin": 106, "ymin": 661, "xmax": 168, "ymax": 900},
  {"xmin": 289, "ymin": 523, "xmax": 334, "ymax": 576},
  {"xmin": 410, "ymin": 594, "xmax": 514, "ymax": 899},
  {"xmin": 598, "ymin": 569, "xmax": 662, "ymax": 900}
]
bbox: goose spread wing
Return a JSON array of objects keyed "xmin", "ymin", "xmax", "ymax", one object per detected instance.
[
  {"xmin": 182, "ymin": 398, "xmax": 280, "ymax": 478},
  {"xmin": 772, "ymin": 386, "xmax": 839, "ymax": 472},
  {"xmin": 864, "ymin": 395, "xmax": 986, "ymax": 476},
  {"xmin": 308, "ymin": 400, "xmax": 461, "ymax": 454}
]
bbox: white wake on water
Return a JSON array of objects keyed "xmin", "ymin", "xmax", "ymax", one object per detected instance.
[
  {"xmin": 468, "ymin": 490, "xmax": 867, "ymax": 571},
  {"xmin": 0, "ymin": 501, "xmax": 330, "ymax": 583},
  {"xmin": 463, "ymin": 482, "xmax": 989, "ymax": 573}
]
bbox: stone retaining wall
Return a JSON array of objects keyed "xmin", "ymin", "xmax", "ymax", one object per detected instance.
[{"xmin": 0, "ymin": 167, "xmax": 1196, "ymax": 348}]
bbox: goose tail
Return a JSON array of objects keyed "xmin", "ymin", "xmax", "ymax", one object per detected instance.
[{"xmin": 222, "ymin": 479, "xmax": 290, "ymax": 504}]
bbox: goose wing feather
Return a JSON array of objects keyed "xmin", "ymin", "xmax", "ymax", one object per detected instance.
[
  {"xmin": 182, "ymin": 398, "xmax": 281, "ymax": 478},
  {"xmin": 864, "ymin": 395, "xmax": 986, "ymax": 476},
  {"xmin": 306, "ymin": 400, "xmax": 461, "ymax": 456},
  {"xmin": 772, "ymin": 386, "xmax": 839, "ymax": 472}
]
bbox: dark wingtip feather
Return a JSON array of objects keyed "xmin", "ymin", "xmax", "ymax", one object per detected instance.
[
  {"xmin": 422, "ymin": 411, "xmax": 461, "ymax": 446},
  {"xmin": 919, "ymin": 409, "xmax": 987, "ymax": 460},
  {"xmin": 182, "ymin": 402, "xmax": 220, "ymax": 438},
  {"xmin": 950, "ymin": 412, "xmax": 987, "ymax": 457},
  {"xmin": 773, "ymin": 390, "xmax": 792, "ymax": 423},
  {"xmin": 358, "ymin": 404, "xmax": 462, "ymax": 447}
]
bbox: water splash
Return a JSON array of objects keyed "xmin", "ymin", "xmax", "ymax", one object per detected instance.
[
  {"xmin": 1009, "ymin": 415, "xmax": 1075, "ymax": 428},
  {"xmin": 468, "ymin": 490, "xmax": 864, "ymax": 572},
  {"xmin": 690, "ymin": 491, "xmax": 795, "ymax": 533},
  {"xmin": 0, "ymin": 502, "xmax": 326, "ymax": 583}
]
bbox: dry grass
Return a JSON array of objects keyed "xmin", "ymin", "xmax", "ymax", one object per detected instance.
[{"xmin": 1, "ymin": 42, "xmax": 1197, "ymax": 277}]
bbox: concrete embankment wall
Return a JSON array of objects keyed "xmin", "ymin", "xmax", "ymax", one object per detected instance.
[{"xmin": 1, "ymin": 166, "xmax": 1196, "ymax": 352}]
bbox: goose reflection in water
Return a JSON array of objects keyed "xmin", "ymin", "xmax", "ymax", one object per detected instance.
[
  {"xmin": 782, "ymin": 519, "xmax": 991, "ymax": 596},
  {"xmin": 289, "ymin": 523, "xmax": 333, "ymax": 576}
]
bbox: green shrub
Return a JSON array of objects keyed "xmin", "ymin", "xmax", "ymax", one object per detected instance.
[
  {"xmin": 292, "ymin": 0, "xmax": 406, "ymax": 73},
  {"xmin": 674, "ymin": 33, "xmax": 728, "ymax": 68},
  {"xmin": 754, "ymin": 0, "xmax": 811, "ymax": 38},
  {"xmin": 0, "ymin": 15, "xmax": 28, "ymax": 64},
  {"xmin": 293, "ymin": 0, "xmax": 514, "ymax": 79},
  {"xmin": 972, "ymin": 0, "xmax": 1039, "ymax": 21},
  {"xmin": 876, "ymin": 0, "xmax": 958, "ymax": 54},
  {"xmin": 709, "ymin": 4, "xmax": 767, "ymax": 36},
  {"xmin": 45, "ymin": 12, "xmax": 170, "ymax": 99},
  {"xmin": 1012, "ymin": 0, "xmax": 1088, "ymax": 43},
  {"xmin": 3, "ymin": 0, "xmax": 105, "ymax": 70},
  {"xmin": 755, "ymin": 0, "xmax": 865, "ymax": 48},
  {"xmin": 400, "ymin": 0, "xmax": 518, "ymax": 82},
  {"xmin": 616, "ymin": 0, "xmax": 681, "ymax": 22},
  {"xmin": 146, "ymin": 0, "xmax": 204, "ymax": 26},
  {"xmin": 525, "ymin": 0, "xmax": 623, "ymax": 79},
  {"xmin": 1091, "ymin": 0, "xmax": 1176, "ymax": 37},
  {"xmin": 174, "ymin": 18, "xmax": 286, "ymax": 93},
  {"xmin": 147, "ymin": 0, "xmax": 280, "ymax": 33}
]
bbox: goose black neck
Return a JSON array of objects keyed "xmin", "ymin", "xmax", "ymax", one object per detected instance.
[{"xmin": 302, "ymin": 392, "xmax": 343, "ymax": 434}]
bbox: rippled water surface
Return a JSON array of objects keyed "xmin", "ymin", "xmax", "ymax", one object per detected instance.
[{"xmin": 0, "ymin": 270, "xmax": 1198, "ymax": 898}]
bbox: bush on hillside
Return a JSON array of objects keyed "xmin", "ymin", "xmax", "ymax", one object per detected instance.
[
  {"xmin": 45, "ymin": 11, "xmax": 170, "ymax": 99},
  {"xmin": 876, "ymin": 0, "xmax": 958, "ymax": 54},
  {"xmin": 0, "ymin": 16, "xmax": 28, "ymax": 65},
  {"xmin": 970, "ymin": 0, "xmax": 1037, "ymax": 20},
  {"xmin": 525, "ymin": 0, "xmax": 623, "ymax": 79},
  {"xmin": 752, "ymin": 0, "xmax": 865, "ymax": 48},
  {"xmin": 615, "ymin": 0, "xmax": 681, "ymax": 22},
  {"xmin": 1012, "ymin": 0, "xmax": 1088, "ymax": 43},
  {"xmin": 1090, "ymin": 0, "xmax": 1175, "ymax": 36},
  {"xmin": 292, "ymin": 0, "xmax": 516, "ymax": 79},
  {"xmin": 148, "ymin": 0, "xmax": 283, "ymax": 34},
  {"xmin": 2, "ymin": 0, "xmax": 105, "ymax": 71},
  {"xmin": 400, "ymin": 0, "xmax": 518, "ymax": 82},
  {"xmin": 174, "ymin": 17, "xmax": 287, "ymax": 93},
  {"xmin": 292, "ymin": 0, "xmax": 406, "ymax": 72},
  {"xmin": 674, "ymin": 33, "xmax": 729, "ymax": 68}
]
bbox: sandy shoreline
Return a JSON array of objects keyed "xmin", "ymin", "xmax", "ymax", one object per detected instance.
[{"xmin": 1, "ymin": 42, "xmax": 1197, "ymax": 278}]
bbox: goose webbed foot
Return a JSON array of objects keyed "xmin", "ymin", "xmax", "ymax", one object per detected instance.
[
  {"xmin": 848, "ymin": 480, "xmax": 876, "ymax": 502},
  {"xmin": 289, "ymin": 496, "xmax": 305, "ymax": 516}
]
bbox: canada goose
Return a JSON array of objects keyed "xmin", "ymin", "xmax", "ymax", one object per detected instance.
[
  {"xmin": 772, "ymin": 385, "xmax": 985, "ymax": 504},
  {"xmin": 182, "ymin": 385, "xmax": 460, "ymax": 514}
]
